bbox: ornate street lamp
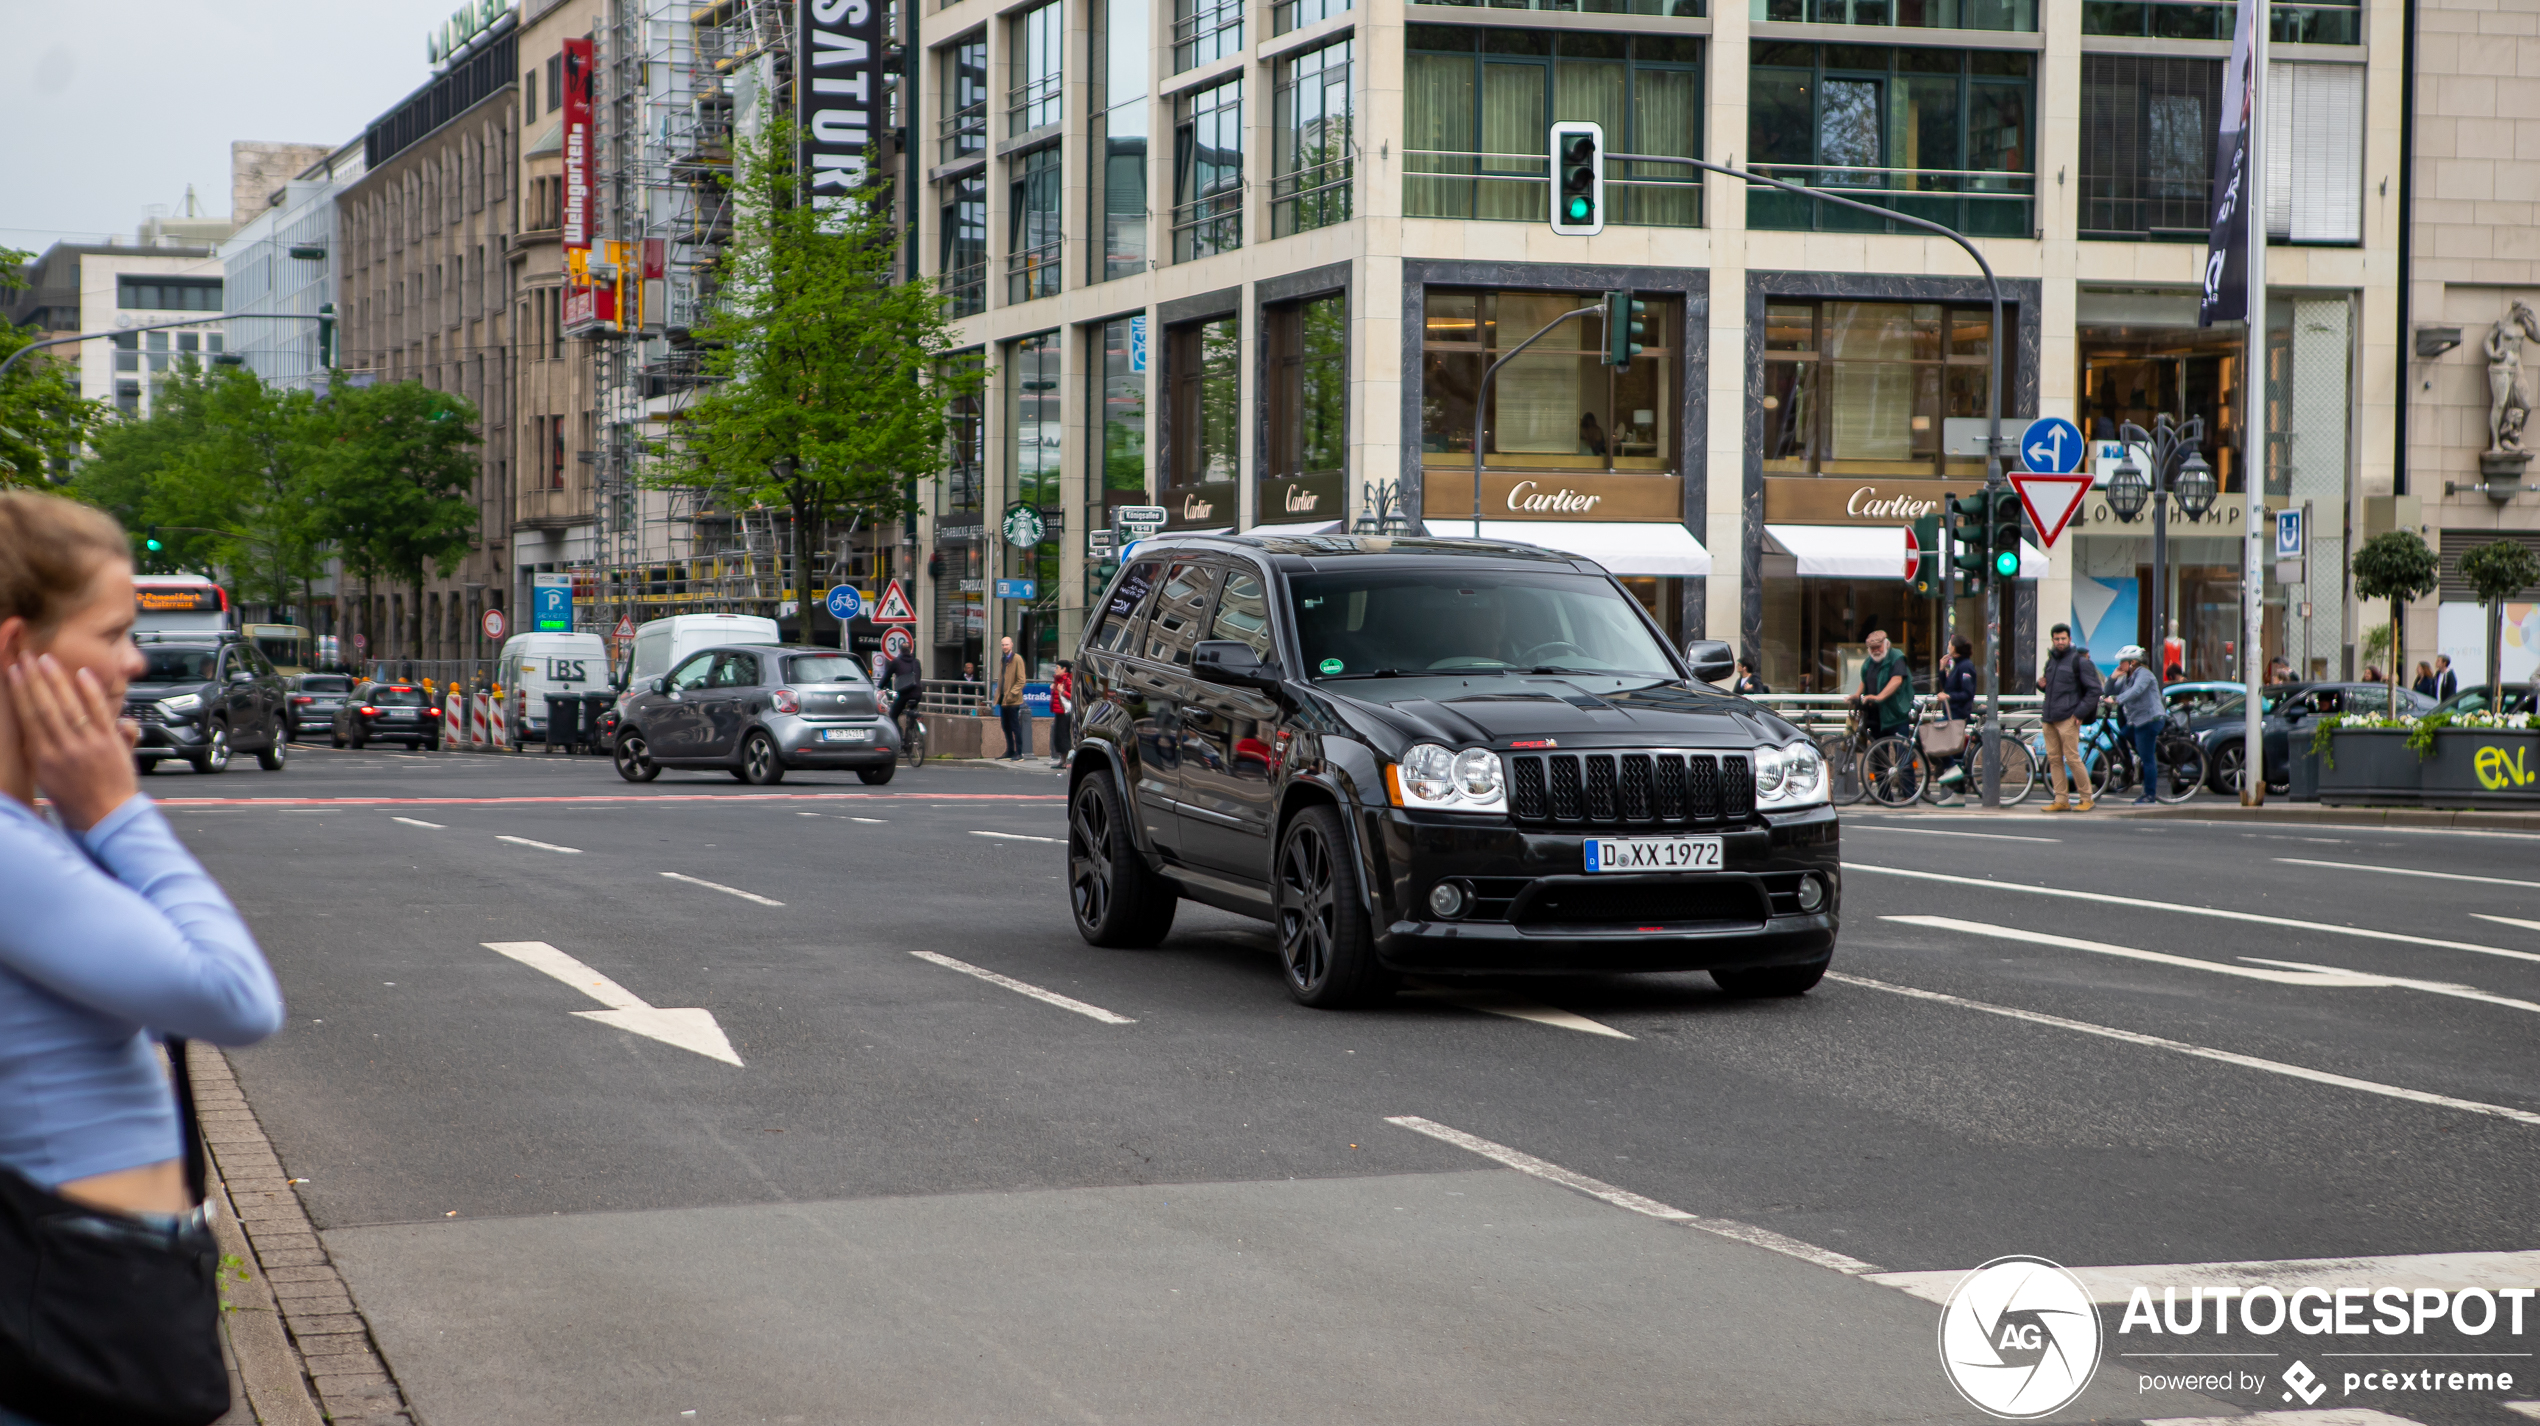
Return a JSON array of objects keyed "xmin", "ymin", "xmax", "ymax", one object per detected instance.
[
  {"xmin": 2114, "ymin": 413, "xmax": 2210, "ymax": 681},
  {"xmin": 2106, "ymin": 455, "xmax": 2151, "ymax": 522},
  {"xmin": 2172, "ymin": 448, "xmax": 2217, "ymax": 518}
]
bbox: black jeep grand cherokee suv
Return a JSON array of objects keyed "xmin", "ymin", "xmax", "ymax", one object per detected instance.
[{"xmin": 1065, "ymin": 534, "xmax": 1838, "ymax": 1007}]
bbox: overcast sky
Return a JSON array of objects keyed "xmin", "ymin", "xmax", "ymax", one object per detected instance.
[{"xmin": 2, "ymin": 0, "xmax": 470, "ymax": 255}]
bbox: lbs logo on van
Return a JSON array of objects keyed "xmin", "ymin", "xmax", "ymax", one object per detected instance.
[{"xmin": 1938, "ymin": 1257, "xmax": 2103, "ymax": 1419}]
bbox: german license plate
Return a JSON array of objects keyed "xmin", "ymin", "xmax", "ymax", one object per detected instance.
[
  {"xmin": 821, "ymin": 727, "xmax": 873, "ymax": 743},
  {"xmin": 1584, "ymin": 835, "xmax": 1723, "ymax": 873}
]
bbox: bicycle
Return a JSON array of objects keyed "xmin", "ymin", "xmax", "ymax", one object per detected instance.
[
  {"xmin": 1819, "ymin": 703, "xmax": 1927, "ymax": 808},
  {"xmin": 2085, "ymin": 707, "xmax": 2207, "ymax": 804},
  {"xmin": 893, "ymin": 691, "xmax": 928, "ymax": 767},
  {"xmin": 1919, "ymin": 709, "xmax": 2038, "ymax": 806}
]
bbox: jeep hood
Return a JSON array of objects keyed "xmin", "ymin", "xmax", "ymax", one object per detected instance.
[{"xmin": 1314, "ymin": 674, "xmax": 1799, "ymax": 752}]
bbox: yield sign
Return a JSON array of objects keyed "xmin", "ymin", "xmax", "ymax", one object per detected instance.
[
  {"xmin": 2008, "ymin": 472, "xmax": 2094, "ymax": 548},
  {"xmin": 871, "ymin": 578, "xmax": 918, "ymax": 624}
]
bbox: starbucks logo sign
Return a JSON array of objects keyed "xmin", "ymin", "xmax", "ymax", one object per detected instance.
[{"xmin": 1002, "ymin": 503, "xmax": 1047, "ymax": 549}]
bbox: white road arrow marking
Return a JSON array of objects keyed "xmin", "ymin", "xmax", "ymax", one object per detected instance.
[
  {"xmin": 482, "ymin": 940, "xmax": 743, "ymax": 1066},
  {"xmin": 1402, "ymin": 983, "xmax": 1633, "ymax": 1038}
]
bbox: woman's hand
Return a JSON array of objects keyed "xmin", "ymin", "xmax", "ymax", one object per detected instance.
[{"xmin": 8, "ymin": 653, "xmax": 139, "ymax": 832}]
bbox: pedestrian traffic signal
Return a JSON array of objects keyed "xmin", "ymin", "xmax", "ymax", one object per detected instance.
[
  {"xmin": 1988, "ymin": 488, "xmax": 2025, "ymax": 580},
  {"xmin": 1603, "ymin": 288, "xmax": 1647, "ymax": 367},
  {"xmin": 1549, "ymin": 122, "xmax": 1604, "ymax": 236},
  {"xmin": 1909, "ymin": 512, "xmax": 1943, "ymax": 598}
]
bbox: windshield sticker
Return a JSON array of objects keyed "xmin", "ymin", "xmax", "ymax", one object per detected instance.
[{"xmin": 1319, "ymin": 658, "xmax": 1344, "ymax": 676}]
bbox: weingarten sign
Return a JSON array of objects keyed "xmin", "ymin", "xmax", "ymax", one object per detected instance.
[{"xmin": 798, "ymin": 0, "xmax": 885, "ymax": 202}]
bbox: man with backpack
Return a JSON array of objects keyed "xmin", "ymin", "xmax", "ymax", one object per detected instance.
[{"xmin": 2039, "ymin": 623, "xmax": 2104, "ymax": 812}]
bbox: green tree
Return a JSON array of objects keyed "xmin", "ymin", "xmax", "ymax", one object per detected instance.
[
  {"xmin": 660, "ymin": 122, "xmax": 981, "ymax": 636},
  {"xmin": 2353, "ymin": 529, "xmax": 2440, "ymax": 716},
  {"xmin": 314, "ymin": 381, "xmax": 482, "ymax": 661},
  {"xmin": 0, "ymin": 247, "xmax": 101, "ymax": 487},
  {"xmin": 2458, "ymin": 538, "xmax": 2540, "ymax": 709}
]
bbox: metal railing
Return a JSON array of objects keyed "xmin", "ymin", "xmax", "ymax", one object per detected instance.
[
  {"xmin": 1007, "ymin": 240, "xmax": 1062, "ymax": 302},
  {"xmin": 1173, "ymin": 0, "xmax": 1244, "ymax": 69},
  {"xmin": 1401, "ymin": 150, "xmax": 1702, "ymax": 226},
  {"xmin": 919, "ymin": 679, "xmax": 991, "ymax": 715},
  {"xmin": 1271, "ymin": 155, "xmax": 1354, "ymax": 237},
  {"xmin": 1745, "ymin": 163, "xmax": 2034, "ymax": 237},
  {"xmin": 1007, "ymin": 72, "xmax": 1062, "ymax": 135},
  {"xmin": 938, "ymin": 100, "xmax": 987, "ymax": 163},
  {"xmin": 1745, "ymin": 691, "xmax": 2044, "ymax": 739},
  {"xmin": 941, "ymin": 261, "xmax": 987, "ymax": 316},
  {"xmin": 1172, "ymin": 186, "xmax": 1244, "ymax": 260}
]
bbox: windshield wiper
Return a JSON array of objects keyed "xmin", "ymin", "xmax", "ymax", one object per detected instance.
[{"xmin": 1320, "ymin": 669, "xmax": 1406, "ymax": 680}]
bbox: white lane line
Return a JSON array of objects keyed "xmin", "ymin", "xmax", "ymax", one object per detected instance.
[
  {"xmin": 2278, "ymin": 857, "xmax": 2540, "ymax": 890},
  {"xmin": 1382, "ymin": 1115, "xmax": 1881, "ymax": 1274},
  {"xmin": 390, "ymin": 816, "xmax": 445, "ymax": 829},
  {"xmin": 1849, "ymin": 863, "xmax": 2540, "ymax": 967},
  {"xmin": 1884, "ymin": 916, "xmax": 2540, "ymax": 1015},
  {"xmin": 2481, "ymin": 915, "xmax": 2540, "ymax": 936},
  {"xmin": 659, "ymin": 872, "xmax": 784, "ymax": 906},
  {"xmin": 1402, "ymin": 984, "xmax": 1633, "ymax": 1038},
  {"xmin": 969, "ymin": 829, "xmax": 1064, "ymax": 844},
  {"xmin": 1867, "ymin": 1248, "xmax": 2540, "ymax": 1306},
  {"xmin": 1850, "ymin": 824, "xmax": 2062, "ymax": 844},
  {"xmin": 909, "ymin": 950, "xmax": 1135, "ymax": 1024},
  {"xmin": 1826, "ymin": 971, "xmax": 2540, "ymax": 1129},
  {"xmin": 496, "ymin": 835, "xmax": 583, "ymax": 854},
  {"xmin": 849, "ymin": 817, "xmax": 887, "ymax": 824}
]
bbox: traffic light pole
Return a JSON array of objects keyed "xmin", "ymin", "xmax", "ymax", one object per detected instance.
[
  {"xmin": 0, "ymin": 308, "xmax": 339, "ymax": 383},
  {"xmin": 1470, "ymin": 304, "xmax": 1606, "ymax": 537},
  {"xmin": 1609, "ymin": 152, "xmax": 2010, "ymax": 804}
]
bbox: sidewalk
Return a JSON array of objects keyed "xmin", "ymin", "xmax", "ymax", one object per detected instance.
[{"xmin": 1849, "ymin": 798, "xmax": 2540, "ymax": 833}]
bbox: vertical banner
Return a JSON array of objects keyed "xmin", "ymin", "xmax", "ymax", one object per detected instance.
[
  {"xmin": 2198, "ymin": 0, "xmax": 2259, "ymax": 326},
  {"xmin": 561, "ymin": 37, "xmax": 593, "ymax": 251},
  {"xmin": 797, "ymin": 0, "xmax": 884, "ymax": 205}
]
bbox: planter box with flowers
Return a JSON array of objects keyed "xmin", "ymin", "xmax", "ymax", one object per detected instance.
[{"xmin": 2312, "ymin": 711, "xmax": 2540, "ymax": 808}]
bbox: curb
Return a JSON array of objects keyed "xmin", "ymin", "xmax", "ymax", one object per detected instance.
[
  {"xmin": 189, "ymin": 1042, "xmax": 417, "ymax": 1426},
  {"xmin": 2096, "ymin": 804, "xmax": 2540, "ymax": 832}
]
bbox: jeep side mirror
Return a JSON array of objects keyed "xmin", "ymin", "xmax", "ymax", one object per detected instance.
[
  {"xmin": 1682, "ymin": 638, "xmax": 1735, "ymax": 685},
  {"xmin": 1192, "ymin": 640, "xmax": 1283, "ymax": 692}
]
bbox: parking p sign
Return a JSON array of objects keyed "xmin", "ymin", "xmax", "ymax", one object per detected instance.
[{"xmin": 532, "ymin": 573, "xmax": 573, "ymax": 632}]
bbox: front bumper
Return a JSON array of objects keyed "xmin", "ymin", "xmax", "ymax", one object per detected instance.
[
  {"xmin": 132, "ymin": 719, "xmax": 211, "ymax": 758},
  {"xmin": 768, "ymin": 715, "xmax": 899, "ymax": 765},
  {"xmin": 1366, "ymin": 802, "xmax": 1841, "ymax": 974}
]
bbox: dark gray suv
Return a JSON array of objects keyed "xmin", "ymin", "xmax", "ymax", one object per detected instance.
[
  {"xmin": 613, "ymin": 645, "xmax": 899, "ymax": 784},
  {"xmin": 126, "ymin": 637, "xmax": 290, "ymax": 775}
]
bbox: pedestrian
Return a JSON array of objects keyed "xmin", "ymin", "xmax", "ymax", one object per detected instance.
[
  {"xmin": 2433, "ymin": 654, "xmax": 2459, "ymax": 701},
  {"xmin": 2266, "ymin": 655, "xmax": 2292, "ymax": 685},
  {"xmin": 1731, "ymin": 660, "xmax": 1769, "ymax": 696},
  {"xmin": 995, "ymin": 635, "xmax": 1028, "ymax": 760},
  {"xmin": 1933, "ymin": 636, "xmax": 1978, "ymax": 799},
  {"xmin": 962, "ymin": 660, "xmax": 976, "ymax": 684},
  {"xmin": 2109, "ymin": 643, "xmax": 2164, "ymax": 806},
  {"xmin": 2038, "ymin": 622, "xmax": 2103, "ymax": 812},
  {"xmin": 0, "ymin": 491, "xmax": 285, "ymax": 1426},
  {"xmin": 2411, "ymin": 661, "xmax": 2437, "ymax": 699},
  {"xmin": 1050, "ymin": 660, "xmax": 1075, "ymax": 768},
  {"xmin": 2362, "ymin": 664, "xmax": 2385, "ymax": 684}
]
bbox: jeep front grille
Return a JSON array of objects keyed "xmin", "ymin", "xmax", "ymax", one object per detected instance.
[{"xmin": 1504, "ymin": 750, "xmax": 1754, "ymax": 828}]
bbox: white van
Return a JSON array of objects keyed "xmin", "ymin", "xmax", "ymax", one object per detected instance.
[
  {"xmin": 622, "ymin": 613, "xmax": 783, "ymax": 695},
  {"xmin": 498, "ymin": 631, "xmax": 612, "ymax": 742}
]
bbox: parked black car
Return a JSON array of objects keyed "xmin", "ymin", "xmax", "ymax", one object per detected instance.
[
  {"xmin": 1064, "ymin": 534, "xmax": 1838, "ymax": 1008},
  {"xmin": 2165, "ymin": 680, "xmax": 2436, "ymax": 793},
  {"xmin": 612, "ymin": 646, "xmax": 899, "ymax": 784},
  {"xmin": 333, "ymin": 681, "xmax": 443, "ymax": 749},
  {"xmin": 2428, "ymin": 682, "xmax": 2535, "ymax": 718},
  {"xmin": 125, "ymin": 636, "xmax": 290, "ymax": 775},
  {"xmin": 285, "ymin": 672, "xmax": 354, "ymax": 741}
]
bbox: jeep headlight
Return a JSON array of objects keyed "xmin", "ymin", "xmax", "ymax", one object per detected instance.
[
  {"xmin": 158, "ymin": 693, "xmax": 203, "ymax": 716},
  {"xmin": 1757, "ymin": 740, "xmax": 1826, "ymax": 809},
  {"xmin": 1388, "ymin": 743, "xmax": 1508, "ymax": 814}
]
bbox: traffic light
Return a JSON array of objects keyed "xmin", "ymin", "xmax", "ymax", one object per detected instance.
[
  {"xmin": 144, "ymin": 526, "xmax": 163, "ymax": 553},
  {"xmin": 318, "ymin": 302, "xmax": 337, "ymax": 370},
  {"xmin": 1909, "ymin": 512, "xmax": 1942, "ymax": 599},
  {"xmin": 1988, "ymin": 489, "xmax": 2025, "ymax": 580},
  {"xmin": 1549, "ymin": 121, "xmax": 1604, "ymax": 236},
  {"xmin": 1948, "ymin": 492, "xmax": 1990, "ymax": 585},
  {"xmin": 1603, "ymin": 288, "xmax": 1647, "ymax": 367}
]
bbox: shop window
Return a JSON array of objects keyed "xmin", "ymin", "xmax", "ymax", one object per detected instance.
[
  {"xmin": 1090, "ymin": 317, "xmax": 1150, "ymax": 522},
  {"xmin": 1173, "ymin": 78, "xmax": 1244, "ymax": 261},
  {"xmin": 1760, "ymin": 298, "xmax": 1999, "ymax": 477},
  {"xmin": 1165, "ymin": 316, "xmax": 1240, "ymax": 524},
  {"xmin": 1272, "ymin": 39, "xmax": 1355, "ymax": 238},
  {"xmin": 1090, "ymin": 0, "xmax": 1150, "ymax": 283},
  {"xmin": 1748, "ymin": 43, "xmax": 2032, "ymax": 238},
  {"xmin": 1405, "ymin": 29, "xmax": 1702, "ymax": 226},
  {"xmin": 1420, "ymin": 287, "xmax": 1678, "ymax": 474},
  {"xmin": 1267, "ymin": 293, "xmax": 1348, "ymax": 483}
]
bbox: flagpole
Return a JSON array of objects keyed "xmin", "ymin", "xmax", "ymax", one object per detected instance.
[{"xmin": 2240, "ymin": 0, "xmax": 2271, "ymax": 805}]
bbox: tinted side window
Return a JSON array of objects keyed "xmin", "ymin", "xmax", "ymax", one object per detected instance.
[
  {"xmin": 1208, "ymin": 569, "xmax": 1275, "ymax": 661},
  {"xmin": 1142, "ymin": 562, "xmax": 1219, "ymax": 667},
  {"xmin": 1088, "ymin": 560, "xmax": 1162, "ymax": 653}
]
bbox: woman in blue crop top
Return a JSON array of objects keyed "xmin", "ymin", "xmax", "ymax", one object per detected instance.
[{"xmin": 0, "ymin": 491, "xmax": 283, "ymax": 1226}]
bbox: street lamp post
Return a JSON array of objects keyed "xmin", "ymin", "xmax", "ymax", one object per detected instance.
[{"xmin": 2104, "ymin": 414, "xmax": 2216, "ymax": 679}]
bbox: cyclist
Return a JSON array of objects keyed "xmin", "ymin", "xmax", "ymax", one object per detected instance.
[
  {"xmin": 2108, "ymin": 643, "xmax": 2164, "ymax": 806},
  {"xmin": 1846, "ymin": 629, "xmax": 1918, "ymax": 799},
  {"xmin": 886, "ymin": 645, "xmax": 923, "ymax": 740}
]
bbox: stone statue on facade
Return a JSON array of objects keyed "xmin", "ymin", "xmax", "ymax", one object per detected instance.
[{"xmin": 2486, "ymin": 302, "xmax": 2539, "ymax": 455}]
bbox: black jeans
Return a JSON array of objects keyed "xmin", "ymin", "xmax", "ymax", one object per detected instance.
[
  {"xmin": 999, "ymin": 704, "xmax": 1025, "ymax": 758},
  {"xmin": 1051, "ymin": 709, "xmax": 1072, "ymax": 757}
]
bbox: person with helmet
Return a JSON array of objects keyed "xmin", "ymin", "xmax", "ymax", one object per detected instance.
[{"xmin": 2108, "ymin": 643, "xmax": 2165, "ymax": 806}]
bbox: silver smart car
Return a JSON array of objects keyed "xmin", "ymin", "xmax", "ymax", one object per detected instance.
[{"xmin": 612, "ymin": 645, "xmax": 900, "ymax": 785}]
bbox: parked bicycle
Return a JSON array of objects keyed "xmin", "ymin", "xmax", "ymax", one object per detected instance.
[
  {"xmin": 1818, "ymin": 704, "xmax": 1926, "ymax": 808},
  {"xmin": 1920, "ymin": 711, "xmax": 2039, "ymax": 806},
  {"xmin": 2074, "ymin": 703, "xmax": 2205, "ymax": 803}
]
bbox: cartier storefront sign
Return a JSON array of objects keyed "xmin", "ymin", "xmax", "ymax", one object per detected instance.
[
  {"xmin": 1763, "ymin": 477, "xmax": 1963, "ymax": 526},
  {"xmin": 1421, "ymin": 472, "xmax": 1684, "ymax": 523},
  {"xmin": 1262, "ymin": 472, "xmax": 1345, "ymax": 524}
]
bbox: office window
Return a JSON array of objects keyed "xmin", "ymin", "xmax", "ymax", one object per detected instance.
[
  {"xmin": 1173, "ymin": 78, "xmax": 1244, "ymax": 261},
  {"xmin": 2078, "ymin": 54, "xmax": 2219, "ymax": 239},
  {"xmin": 1747, "ymin": 43, "xmax": 2032, "ymax": 238},
  {"xmin": 115, "ymin": 380, "xmax": 141, "ymax": 416},
  {"xmin": 1167, "ymin": 316, "xmax": 1240, "ymax": 499},
  {"xmin": 1424, "ymin": 0, "xmax": 1697, "ymax": 15},
  {"xmin": 943, "ymin": 350, "xmax": 988, "ymax": 525},
  {"xmin": 1404, "ymin": 29, "xmax": 1702, "ymax": 227},
  {"xmin": 525, "ymin": 68, "xmax": 537, "ymax": 118},
  {"xmin": 2083, "ymin": 0, "xmax": 2354, "ymax": 42},
  {"xmin": 941, "ymin": 32, "xmax": 988, "ymax": 161},
  {"xmin": 113, "ymin": 333, "xmax": 138, "ymax": 373},
  {"xmin": 1090, "ymin": 0, "xmax": 1151, "ymax": 282},
  {"xmin": 117, "ymin": 276, "xmax": 223, "ymax": 311},
  {"xmin": 1009, "ymin": 146, "xmax": 1064, "ymax": 302},
  {"xmin": 1010, "ymin": 331, "xmax": 1063, "ymax": 509},
  {"xmin": 1091, "ymin": 317, "xmax": 1150, "ymax": 520},
  {"xmin": 1757, "ymin": 299, "xmax": 1999, "ymax": 476},
  {"xmin": 1267, "ymin": 294, "xmax": 1347, "ymax": 482},
  {"xmin": 2264, "ymin": 61, "xmax": 2363, "ymax": 244},
  {"xmin": 1756, "ymin": 0, "xmax": 2027, "ymax": 30},
  {"xmin": 942, "ymin": 172, "xmax": 989, "ymax": 315},
  {"xmin": 547, "ymin": 55, "xmax": 562, "ymax": 112},
  {"xmin": 1176, "ymin": 0, "xmax": 1243, "ymax": 70},
  {"xmin": 1276, "ymin": 0, "xmax": 1351, "ymax": 34},
  {"xmin": 1272, "ymin": 40, "xmax": 1354, "ymax": 237},
  {"xmin": 1009, "ymin": 2, "xmax": 1062, "ymax": 136},
  {"xmin": 1420, "ymin": 287, "xmax": 1680, "ymax": 473}
]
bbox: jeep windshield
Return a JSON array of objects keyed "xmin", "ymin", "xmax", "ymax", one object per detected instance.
[{"xmin": 1289, "ymin": 570, "xmax": 1675, "ymax": 680}]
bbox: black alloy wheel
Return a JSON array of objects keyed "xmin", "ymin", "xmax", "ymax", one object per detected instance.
[
  {"xmin": 1274, "ymin": 805, "xmax": 1388, "ymax": 1008},
  {"xmin": 1067, "ymin": 771, "xmax": 1175, "ymax": 947},
  {"xmin": 192, "ymin": 725, "xmax": 231, "ymax": 775},
  {"xmin": 739, "ymin": 731, "xmax": 786, "ymax": 785},
  {"xmin": 1712, "ymin": 957, "xmax": 1832, "ymax": 997},
  {"xmin": 614, "ymin": 730, "xmax": 661, "ymax": 783}
]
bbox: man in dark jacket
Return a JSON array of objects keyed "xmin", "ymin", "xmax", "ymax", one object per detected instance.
[{"xmin": 2038, "ymin": 623, "xmax": 2104, "ymax": 811}]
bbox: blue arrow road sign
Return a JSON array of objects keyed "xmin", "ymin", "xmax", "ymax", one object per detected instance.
[
  {"xmin": 825, "ymin": 585, "xmax": 864, "ymax": 621},
  {"xmin": 2019, "ymin": 416, "xmax": 2085, "ymax": 475},
  {"xmin": 995, "ymin": 579, "xmax": 1038, "ymax": 600}
]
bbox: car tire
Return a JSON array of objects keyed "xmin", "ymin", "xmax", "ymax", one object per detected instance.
[
  {"xmin": 1711, "ymin": 957, "xmax": 1832, "ymax": 998},
  {"xmin": 190, "ymin": 725, "xmax": 231, "ymax": 775},
  {"xmin": 614, "ymin": 730, "xmax": 662, "ymax": 783},
  {"xmin": 856, "ymin": 763, "xmax": 896, "ymax": 785},
  {"xmin": 331, "ymin": 728, "xmax": 346, "ymax": 748},
  {"xmin": 1274, "ymin": 804, "xmax": 1390, "ymax": 1008},
  {"xmin": 736, "ymin": 731, "xmax": 785, "ymax": 785},
  {"xmin": 422, "ymin": 739, "xmax": 438, "ymax": 752},
  {"xmin": 256, "ymin": 736, "xmax": 287, "ymax": 771},
  {"xmin": 1068, "ymin": 770, "xmax": 1174, "ymax": 947}
]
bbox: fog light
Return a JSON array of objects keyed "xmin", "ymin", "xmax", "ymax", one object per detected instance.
[
  {"xmin": 1795, "ymin": 875, "xmax": 1826, "ymax": 912},
  {"xmin": 1428, "ymin": 882, "xmax": 1468, "ymax": 919}
]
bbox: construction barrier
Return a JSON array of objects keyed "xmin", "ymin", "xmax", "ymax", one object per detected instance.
[
  {"xmin": 468, "ymin": 692, "xmax": 488, "ymax": 748},
  {"xmin": 444, "ymin": 690, "xmax": 462, "ymax": 741},
  {"xmin": 486, "ymin": 693, "xmax": 509, "ymax": 749}
]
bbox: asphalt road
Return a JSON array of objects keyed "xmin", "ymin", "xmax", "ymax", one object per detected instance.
[{"xmin": 167, "ymin": 744, "xmax": 2540, "ymax": 1425}]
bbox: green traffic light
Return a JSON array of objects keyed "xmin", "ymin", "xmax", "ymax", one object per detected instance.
[
  {"xmin": 145, "ymin": 539, "xmax": 163, "ymax": 552},
  {"xmin": 1567, "ymin": 197, "xmax": 1591, "ymax": 220},
  {"xmin": 1994, "ymin": 548, "xmax": 2020, "ymax": 578}
]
